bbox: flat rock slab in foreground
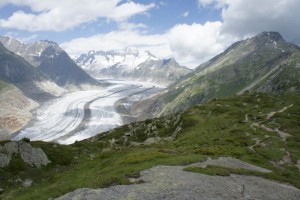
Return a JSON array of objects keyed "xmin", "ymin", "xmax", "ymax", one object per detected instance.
[{"xmin": 56, "ymin": 165, "xmax": 300, "ymax": 200}]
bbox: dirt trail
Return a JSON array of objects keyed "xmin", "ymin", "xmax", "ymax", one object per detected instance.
[
  {"xmin": 250, "ymin": 104, "xmax": 293, "ymax": 141},
  {"xmin": 266, "ymin": 104, "xmax": 294, "ymax": 119}
]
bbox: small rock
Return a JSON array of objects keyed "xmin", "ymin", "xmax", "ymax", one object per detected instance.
[
  {"xmin": 128, "ymin": 178, "xmax": 145, "ymax": 184},
  {"xmin": 144, "ymin": 137, "xmax": 161, "ymax": 145},
  {"xmin": 89, "ymin": 154, "xmax": 95, "ymax": 160},
  {"xmin": 22, "ymin": 179, "xmax": 33, "ymax": 188},
  {"xmin": 15, "ymin": 177, "xmax": 22, "ymax": 183},
  {"xmin": 124, "ymin": 132, "xmax": 132, "ymax": 137},
  {"xmin": 109, "ymin": 138, "xmax": 116, "ymax": 148}
]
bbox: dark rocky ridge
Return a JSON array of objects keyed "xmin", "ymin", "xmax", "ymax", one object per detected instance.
[
  {"xmin": 0, "ymin": 36, "xmax": 99, "ymax": 87},
  {"xmin": 0, "ymin": 43, "xmax": 56, "ymax": 101}
]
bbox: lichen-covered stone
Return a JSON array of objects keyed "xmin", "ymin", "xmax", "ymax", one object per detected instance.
[
  {"xmin": 18, "ymin": 141, "xmax": 50, "ymax": 167},
  {"xmin": 0, "ymin": 141, "xmax": 50, "ymax": 168},
  {"xmin": 0, "ymin": 153, "xmax": 11, "ymax": 167},
  {"xmin": 3, "ymin": 141, "xmax": 18, "ymax": 156}
]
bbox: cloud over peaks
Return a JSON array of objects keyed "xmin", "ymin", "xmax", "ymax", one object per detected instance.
[{"xmin": 0, "ymin": 0, "xmax": 155, "ymax": 31}]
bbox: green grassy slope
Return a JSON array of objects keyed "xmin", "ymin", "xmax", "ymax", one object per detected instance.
[{"xmin": 1, "ymin": 92, "xmax": 300, "ymax": 199}]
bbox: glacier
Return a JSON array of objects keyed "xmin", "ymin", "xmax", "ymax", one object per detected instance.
[{"xmin": 13, "ymin": 80, "xmax": 162, "ymax": 144}]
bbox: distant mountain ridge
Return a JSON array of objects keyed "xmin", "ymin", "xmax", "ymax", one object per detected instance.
[
  {"xmin": 133, "ymin": 31, "xmax": 300, "ymax": 118},
  {"xmin": 75, "ymin": 48, "xmax": 191, "ymax": 86},
  {"xmin": 0, "ymin": 36, "xmax": 99, "ymax": 87}
]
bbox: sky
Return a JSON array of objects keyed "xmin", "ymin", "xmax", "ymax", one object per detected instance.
[{"xmin": 0, "ymin": 0, "xmax": 300, "ymax": 68}]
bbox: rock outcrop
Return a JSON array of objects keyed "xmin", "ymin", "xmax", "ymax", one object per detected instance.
[
  {"xmin": 56, "ymin": 163, "xmax": 300, "ymax": 200},
  {"xmin": 0, "ymin": 153, "xmax": 11, "ymax": 167},
  {"xmin": 0, "ymin": 141, "xmax": 50, "ymax": 168}
]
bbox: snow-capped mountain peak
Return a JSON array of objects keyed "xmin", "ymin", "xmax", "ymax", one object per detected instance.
[
  {"xmin": 76, "ymin": 48, "xmax": 159, "ymax": 71},
  {"xmin": 75, "ymin": 48, "xmax": 190, "ymax": 86},
  {"xmin": 0, "ymin": 36, "xmax": 62, "ymax": 66}
]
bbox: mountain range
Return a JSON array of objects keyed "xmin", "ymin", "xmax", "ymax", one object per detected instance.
[
  {"xmin": 1, "ymin": 32, "xmax": 300, "ymax": 132},
  {"xmin": 75, "ymin": 48, "xmax": 191, "ymax": 86},
  {"xmin": 131, "ymin": 32, "xmax": 300, "ymax": 119}
]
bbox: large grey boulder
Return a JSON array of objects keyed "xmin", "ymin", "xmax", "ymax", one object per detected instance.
[
  {"xmin": 3, "ymin": 141, "xmax": 18, "ymax": 156},
  {"xmin": 18, "ymin": 141, "xmax": 50, "ymax": 167},
  {"xmin": 0, "ymin": 141, "xmax": 50, "ymax": 168},
  {"xmin": 0, "ymin": 153, "xmax": 11, "ymax": 167}
]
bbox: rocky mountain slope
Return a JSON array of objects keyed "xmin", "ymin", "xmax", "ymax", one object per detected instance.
[
  {"xmin": 75, "ymin": 49, "xmax": 190, "ymax": 86},
  {"xmin": 0, "ymin": 81, "xmax": 38, "ymax": 139},
  {"xmin": 0, "ymin": 42, "xmax": 64, "ymax": 101},
  {"xmin": 0, "ymin": 36, "xmax": 99, "ymax": 88},
  {"xmin": 1, "ymin": 93, "xmax": 300, "ymax": 199},
  {"xmin": 136, "ymin": 32, "xmax": 300, "ymax": 118}
]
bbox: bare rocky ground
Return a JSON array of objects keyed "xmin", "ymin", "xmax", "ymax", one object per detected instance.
[
  {"xmin": 0, "ymin": 86, "xmax": 38, "ymax": 139},
  {"xmin": 56, "ymin": 158, "xmax": 300, "ymax": 200}
]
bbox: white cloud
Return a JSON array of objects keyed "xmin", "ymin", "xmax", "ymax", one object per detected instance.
[
  {"xmin": 198, "ymin": 0, "xmax": 227, "ymax": 8},
  {"xmin": 107, "ymin": 1, "xmax": 155, "ymax": 22},
  {"xmin": 221, "ymin": 0, "xmax": 300, "ymax": 43},
  {"xmin": 61, "ymin": 21, "xmax": 235, "ymax": 68},
  {"xmin": 0, "ymin": 0, "xmax": 155, "ymax": 31},
  {"xmin": 198, "ymin": 0, "xmax": 300, "ymax": 43},
  {"xmin": 167, "ymin": 22, "xmax": 235, "ymax": 67},
  {"xmin": 118, "ymin": 22, "xmax": 147, "ymax": 31},
  {"xmin": 198, "ymin": 0, "xmax": 214, "ymax": 7},
  {"xmin": 61, "ymin": 29, "xmax": 171, "ymax": 60},
  {"xmin": 182, "ymin": 11, "xmax": 189, "ymax": 17}
]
